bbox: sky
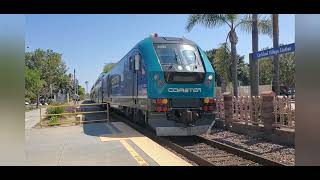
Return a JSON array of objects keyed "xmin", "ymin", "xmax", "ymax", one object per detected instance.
[{"xmin": 26, "ymin": 14, "xmax": 294, "ymax": 92}]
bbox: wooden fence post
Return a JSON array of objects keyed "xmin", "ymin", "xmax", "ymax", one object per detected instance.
[
  {"xmin": 261, "ymin": 91, "xmax": 275, "ymax": 135},
  {"xmin": 40, "ymin": 107, "xmax": 42, "ymax": 128},
  {"xmin": 223, "ymin": 92, "xmax": 233, "ymax": 129},
  {"xmin": 107, "ymin": 103, "xmax": 110, "ymax": 123}
]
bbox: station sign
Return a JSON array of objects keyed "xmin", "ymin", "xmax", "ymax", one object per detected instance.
[{"xmin": 252, "ymin": 43, "xmax": 295, "ymax": 60}]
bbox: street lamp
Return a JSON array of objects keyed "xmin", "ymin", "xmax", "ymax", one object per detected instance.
[{"xmin": 85, "ymin": 80, "xmax": 89, "ymax": 93}]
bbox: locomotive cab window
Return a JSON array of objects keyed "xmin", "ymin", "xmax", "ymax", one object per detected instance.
[
  {"xmin": 154, "ymin": 43, "xmax": 204, "ymax": 72},
  {"xmin": 154, "ymin": 43, "xmax": 205, "ymax": 84},
  {"xmin": 181, "ymin": 49, "xmax": 196, "ymax": 65},
  {"xmin": 155, "ymin": 47, "xmax": 179, "ymax": 64}
]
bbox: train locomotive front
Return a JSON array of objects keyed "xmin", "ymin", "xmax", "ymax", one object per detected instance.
[{"xmin": 139, "ymin": 35, "xmax": 216, "ymax": 136}]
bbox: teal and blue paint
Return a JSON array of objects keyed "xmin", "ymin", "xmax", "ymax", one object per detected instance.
[
  {"xmin": 94, "ymin": 36, "xmax": 216, "ymax": 100},
  {"xmin": 138, "ymin": 37, "xmax": 215, "ymax": 99}
]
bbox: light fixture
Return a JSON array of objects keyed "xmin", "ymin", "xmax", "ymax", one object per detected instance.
[{"xmin": 151, "ymin": 33, "xmax": 158, "ymax": 37}]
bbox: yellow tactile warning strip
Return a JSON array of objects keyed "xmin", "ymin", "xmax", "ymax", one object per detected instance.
[
  {"xmin": 100, "ymin": 122, "xmax": 191, "ymax": 166},
  {"xmin": 119, "ymin": 139, "xmax": 149, "ymax": 166}
]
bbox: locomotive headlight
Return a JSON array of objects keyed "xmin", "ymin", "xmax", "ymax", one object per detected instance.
[
  {"xmin": 162, "ymin": 98, "xmax": 168, "ymax": 104},
  {"xmin": 208, "ymin": 75, "xmax": 213, "ymax": 80}
]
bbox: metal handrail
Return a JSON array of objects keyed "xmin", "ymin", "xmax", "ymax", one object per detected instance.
[{"xmin": 40, "ymin": 102, "xmax": 110, "ymax": 127}]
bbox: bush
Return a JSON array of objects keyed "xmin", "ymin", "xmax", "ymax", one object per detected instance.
[
  {"xmin": 25, "ymin": 98, "xmax": 31, "ymax": 103},
  {"xmin": 47, "ymin": 106, "xmax": 64, "ymax": 119},
  {"xmin": 48, "ymin": 116, "xmax": 60, "ymax": 126}
]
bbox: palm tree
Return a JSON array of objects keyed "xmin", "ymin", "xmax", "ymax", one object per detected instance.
[
  {"xmin": 251, "ymin": 14, "xmax": 259, "ymax": 96},
  {"xmin": 186, "ymin": 14, "xmax": 272, "ymax": 96},
  {"xmin": 272, "ymin": 14, "xmax": 280, "ymax": 95}
]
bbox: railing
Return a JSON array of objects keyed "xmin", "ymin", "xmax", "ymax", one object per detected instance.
[
  {"xmin": 215, "ymin": 95, "xmax": 295, "ymax": 129},
  {"xmin": 232, "ymin": 96, "xmax": 263, "ymax": 125},
  {"xmin": 274, "ymin": 96, "xmax": 295, "ymax": 128},
  {"xmin": 40, "ymin": 102, "xmax": 110, "ymax": 127}
]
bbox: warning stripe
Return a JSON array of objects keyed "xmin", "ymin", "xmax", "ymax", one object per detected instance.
[{"xmin": 120, "ymin": 139, "xmax": 149, "ymax": 166}]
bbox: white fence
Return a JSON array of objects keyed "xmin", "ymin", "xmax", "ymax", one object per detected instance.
[{"xmin": 216, "ymin": 95, "xmax": 295, "ymax": 129}]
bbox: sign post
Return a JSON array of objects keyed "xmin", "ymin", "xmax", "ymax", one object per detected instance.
[{"xmin": 249, "ymin": 43, "xmax": 295, "ymax": 96}]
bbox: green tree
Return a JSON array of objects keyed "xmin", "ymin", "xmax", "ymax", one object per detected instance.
[
  {"xmin": 258, "ymin": 47, "xmax": 295, "ymax": 88},
  {"xmin": 186, "ymin": 14, "xmax": 272, "ymax": 96},
  {"xmin": 259, "ymin": 58, "xmax": 273, "ymax": 85},
  {"xmin": 205, "ymin": 49, "xmax": 222, "ymax": 86},
  {"xmin": 77, "ymin": 85, "xmax": 86, "ymax": 100},
  {"xmin": 103, "ymin": 63, "xmax": 116, "ymax": 73},
  {"xmin": 280, "ymin": 52, "xmax": 295, "ymax": 88},
  {"xmin": 206, "ymin": 43, "xmax": 250, "ymax": 92},
  {"xmin": 25, "ymin": 66, "xmax": 44, "ymax": 106},
  {"xmin": 207, "ymin": 43, "xmax": 231, "ymax": 93},
  {"xmin": 25, "ymin": 49, "xmax": 70, "ymax": 102},
  {"xmin": 238, "ymin": 56, "xmax": 250, "ymax": 86}
]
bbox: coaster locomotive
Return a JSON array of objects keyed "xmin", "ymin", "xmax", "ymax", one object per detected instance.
[{"xmin": 91, "ymin": 34, "xmax": 216, "ymax": 136}]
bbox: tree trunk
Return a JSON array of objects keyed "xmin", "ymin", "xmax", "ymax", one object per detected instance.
[
  {"xmin": 250, "ymin": 14, "xmax": 259, "ymax": 96},
  {"xmin": 36, "ymin": 93, "xmax": 39, "ymax": 108},
  {"xmin": 229, "ymin": 30, "xmax": 239, "ymax": 96},
  {"xmin": 272, "ymin": 14, "xmax": 280, "ymax": 95},
  {"xmin": 221, "ymin": 78, "xmax": 227, "ymax": 93}
]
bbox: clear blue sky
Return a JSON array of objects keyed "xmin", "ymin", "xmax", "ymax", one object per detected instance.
[{"xmin": 26, "ymin": 14, "xmax": 294, "ymax": 92}]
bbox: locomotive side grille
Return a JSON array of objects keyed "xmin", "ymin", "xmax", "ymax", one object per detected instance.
[{"xmin": 171, "ymin": 99, "xmax": 201, "ymax": 108}]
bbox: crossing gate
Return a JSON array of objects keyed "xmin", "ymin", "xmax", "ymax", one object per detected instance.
[{"xmin": 39, "ymin": 102, "xmax": 111, "ymax": 127}]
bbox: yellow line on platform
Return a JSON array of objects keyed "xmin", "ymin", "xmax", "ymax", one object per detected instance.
[
  {"xmin": 119, "ymin": 139, "xmax": 149, "ymax": 166},
  {"xmin": 100, "ymin": 122, "xmax": 191, "ymax": 166}
]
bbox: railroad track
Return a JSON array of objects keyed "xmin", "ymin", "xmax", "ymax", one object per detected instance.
[
  {"xmin": 111, "ymin": 112, "xmax": 286, "ymax": 166},
  {"xmin": 167, "ymin": 136, "xmax": 287, "ymax": 166}
]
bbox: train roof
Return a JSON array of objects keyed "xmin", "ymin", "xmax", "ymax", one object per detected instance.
[{"xmin": 150, "ymin": 36, "xmax": 196, "ymax": 45}]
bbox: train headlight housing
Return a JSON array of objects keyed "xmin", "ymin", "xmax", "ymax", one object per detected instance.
[
  {"xmin": 208, "ymin": 75, "xmax": 213, "ymax": 80},
  {"xmin": 203, "ymin": 98, "xmax": 209, "ymax": 104},
  {"xmin": 162, "ymin": 98, "xmax": 168, "ymax": 104}
]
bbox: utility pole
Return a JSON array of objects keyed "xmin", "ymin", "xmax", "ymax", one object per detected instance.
[
  {"xmin": 74, "ymin": 69, "xmax": 76, "ymax": 96},
  {"xmin": 76, "ymin": 80, "xmax": 78, "ymax": 95},
  {"xmin": 85, "ymin": 81, "xmax": 89, "ymax": 98},
  {"xmin": 74, "ymin": 69, "xmax": 76, "ymax": 103}
]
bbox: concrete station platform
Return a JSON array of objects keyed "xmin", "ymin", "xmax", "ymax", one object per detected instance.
[{"xmin": 25, "ymin": 121, "xmax": 191, "ymax": 166}]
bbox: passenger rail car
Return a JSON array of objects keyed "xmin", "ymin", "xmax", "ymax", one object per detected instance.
[{"xmin": 91, "ymin": 34, "xmax": 216, "ymax": 136}]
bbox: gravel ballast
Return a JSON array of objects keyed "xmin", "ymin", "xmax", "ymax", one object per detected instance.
[{"xmin": 203, "ymin": 128, "xmax": 295, "ymax": 166}]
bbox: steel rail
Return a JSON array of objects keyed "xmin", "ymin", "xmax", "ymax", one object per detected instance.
[{"xmin": 195, "ymin": 135, "xmax": 287, "ymax": 166}]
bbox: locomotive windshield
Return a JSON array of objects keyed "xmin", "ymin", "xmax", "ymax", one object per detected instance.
[{"xmin": 154, "ymin": 43, "xmax": 204, "ymax": 72}]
